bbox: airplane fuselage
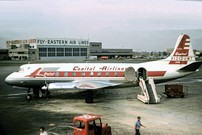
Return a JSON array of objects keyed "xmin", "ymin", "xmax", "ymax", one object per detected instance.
[{"xmin": 5, "ymin": 60, "xmax": 195, "ymax": 89}]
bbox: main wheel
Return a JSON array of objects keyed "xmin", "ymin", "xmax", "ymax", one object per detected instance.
[
  {"xmin": 85, "ymin": 92, "xmax": 93, "ymax": 103},
  {"xmin": 33, "ymin": 89, "xmax": 40, "ymax": 99},
  {"xmin": 85, "ymin": 97, "xmax": 93, "ymax": 103}
]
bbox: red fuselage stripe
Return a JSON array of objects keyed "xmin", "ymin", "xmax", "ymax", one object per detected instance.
[
  {"xmin": 169, "ymin": 61, "xmax": 187, "ymax": 65},
  {"xmin": 29, "ymin": 71, "xmax": 166, "ymax": 78},
  {"xmin": 147, "ymin": 71, "xmax": 166, "ymax": 77}
]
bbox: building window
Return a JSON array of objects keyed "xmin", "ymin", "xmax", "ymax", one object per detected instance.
[
  {"xmin": 18, "ymin": 52, "xmax": 25, "ymax": 54},
  {"xmin": 11, "ymin": 45, "xmax": 17, "ymax": 49},
  {"xmin": 57, "ymin": 48, "xmax": 64, "ymax": 57},
  {"xmin": 48, "ymin": 48, "xmax": 55, "ymax": 57},
  {"xmin": 24, "ymin": 44, "xmax": 29, "ymax": 49},
  {"xmin": 65, "ymin": 48, "xmax": 72, "ymax": 56},
  {"xmin": 39, "ymin": 48, "xmax": 47, "ymax": 57},
  {"xmin": 81, "ymin": 48, "xmax": 87, "ymax": 56},
  {"xmin": 29, "ymin": 51, "xmax": 35, "ymax": 54},
  {"xmin": 73, "ymin": 48, "xmax": 79, "ymax": 56}
]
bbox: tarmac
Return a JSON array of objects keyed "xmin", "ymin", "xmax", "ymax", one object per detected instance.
[{"xmin": 0, "ymin": 60, "xmax": 202, "ymax": 135}]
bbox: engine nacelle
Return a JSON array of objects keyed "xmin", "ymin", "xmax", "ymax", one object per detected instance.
[{"xmin": 124, "ymin": 67, "xmax": 137, "ymax": 82}]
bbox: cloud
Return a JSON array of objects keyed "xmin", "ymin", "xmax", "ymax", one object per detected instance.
[
  {"xmin": 180, "ymin": 0, "xmax": 202, "ymax": 1},
  {"xmin": 0, "ymin": 0, "xmax": 202, "ymax": 50}
]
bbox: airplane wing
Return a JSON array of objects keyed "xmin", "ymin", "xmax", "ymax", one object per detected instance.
[{"xmin": 42, "ymin": 80, "xmax": 121, "ymax": 90}]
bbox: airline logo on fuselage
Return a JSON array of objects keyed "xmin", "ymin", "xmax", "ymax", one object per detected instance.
[
  {"xmin": 174, "ymin": 52, "xmax": 188, "ymax": 56},
  {"xmin": 43, "ymin": 72, "xmax": 55, "ymax": 76}
]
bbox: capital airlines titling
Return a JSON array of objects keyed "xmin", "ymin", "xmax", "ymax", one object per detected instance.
[{"xmin": 73, "ymin": 66, "xmax": 126, "ymax": 71}]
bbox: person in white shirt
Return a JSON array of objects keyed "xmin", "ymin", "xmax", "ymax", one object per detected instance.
[{"xmin": 39, "ymin": 127, "xmax": 48, "ymax": 135}]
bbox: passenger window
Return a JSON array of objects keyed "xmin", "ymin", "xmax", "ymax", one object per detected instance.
[
  {"xmin": 106, "ymin": 72, "xmax": 109, "ymax": 77},
  {"xmin": 55, "ymin": 72, "xmax": 59, "ymax": 77},
  {"xmin": 98, "ymin": 72, "xmax": 101, "ymax": 77},
  {"xmin": 82, "ymin": 72, "xmax": 85, "ymax": 77},
  {"xmin": 115, "ymin": 72, "xmax": 118, "ymax": 77},
  {"xmin": 72, "ymin": 72, "xmax": 76, "ymax": 77},
  {"xmin": 64, "ymin": 72, "xmax": 68, "ymax": 77},
  {"xmin": 90, "ymin": 71, "xmax": 94, "ymax": 77}
]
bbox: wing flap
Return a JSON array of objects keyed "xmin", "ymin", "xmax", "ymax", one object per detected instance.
[
  {"xmin": 42, "ymin": 80, "xmax": 121, "ymax": 90},
  {"xmin": 75, "ymin": 80, "xmax": 121, "ymax": 89},
  {"xmin": 42, "ymin": 82, "xmax": 76, "ymax": 90}
]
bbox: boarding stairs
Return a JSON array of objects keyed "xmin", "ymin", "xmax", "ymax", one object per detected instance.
[{"xmin": 137, "ymin": 77, "xmax": 160, "ymax": 104}]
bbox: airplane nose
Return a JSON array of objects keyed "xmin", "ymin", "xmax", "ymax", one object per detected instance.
[
  {"xmin": 5, "ymin": 73, "xmax": 25, "ymax": 86},
  {"xmin": 4, "ymin": 74, "xmax": 16, "ymax": 86},
  {"xmin": 5, "ymin": 76, "xmax": 12, "ymax": 85}
]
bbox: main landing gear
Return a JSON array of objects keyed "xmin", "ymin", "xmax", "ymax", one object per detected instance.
[
  {"xmin": 26, "ymin": 88, "xmax": 50, "ymax": 101},
  {"xmin": 26, "ymin": 89, "xmax": 95, "ymax": 103},
  {"xmin": 85, "ymin": 91, "xmax": 94, "ymax": 103}
]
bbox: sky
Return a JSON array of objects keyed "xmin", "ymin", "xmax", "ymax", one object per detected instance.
[{"xmin": 0, "ymin": 0, "xmax": 202, "ymax": 51}]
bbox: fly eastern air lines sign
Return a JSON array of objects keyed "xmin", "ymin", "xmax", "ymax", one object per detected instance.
[
  {"xmin": 37, "ymin": 38, "xmax": 89, "ymax": 46},
  {"xmin": 6, "ymin": 38, "xmax": 89, "ymax": 46}
]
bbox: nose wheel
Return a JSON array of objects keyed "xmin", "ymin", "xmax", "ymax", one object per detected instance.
[
  {"xmin": 26, "ymin": 88, "xmax": 32, "ymax": 101},
  {"xmin": 26, "ymin": 94, "xmax": 32, "ymax": 100}
]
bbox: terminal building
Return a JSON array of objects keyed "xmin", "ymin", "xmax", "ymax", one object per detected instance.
[
  {"xmin": 90, "ymin": 42, "xmax": 133, "ymax": 59},
  {"xmin": 6, "ymin": 38, "xmax": 134, "ymax": 61},
  {"xmin": 37, "ymin": 38, "xmax": 89, "ymax": 60},
  {"xmin": 6, "ymin": 38, "xmax": 89, "ymax": 61},
  {"xmin": 6, "ymin": 39, "xmax": 38, "ymax": 60}
]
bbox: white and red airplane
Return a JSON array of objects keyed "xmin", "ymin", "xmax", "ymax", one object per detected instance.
[{"xmin": 5, "ymin": 34, "xmax": 202, "ymax": 103}]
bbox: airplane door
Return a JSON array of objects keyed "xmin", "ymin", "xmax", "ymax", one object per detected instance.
[{"xmin": 137, "ymin": 68, "xmax": 147, "ymax": 80}]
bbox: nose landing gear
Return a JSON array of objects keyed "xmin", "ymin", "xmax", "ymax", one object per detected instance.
[{"xmin": 26, "ymin": 88, "xmax": 50, "ymax": 101}]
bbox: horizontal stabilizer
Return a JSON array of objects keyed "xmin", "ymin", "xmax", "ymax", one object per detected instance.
[{"xmin": 178, "ymin": 61, "xmax": 202, "ymax": 72}]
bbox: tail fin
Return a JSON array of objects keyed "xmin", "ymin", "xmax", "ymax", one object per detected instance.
[{"xmin": 166, "ymin": 34, "xmax": 196, "ymax": 65}]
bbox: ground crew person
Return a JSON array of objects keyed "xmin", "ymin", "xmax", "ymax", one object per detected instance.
[{"xmin": 134, "ymin": 116, "xmax": 146, "ymax": 135}]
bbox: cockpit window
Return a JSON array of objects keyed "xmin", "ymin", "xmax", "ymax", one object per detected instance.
[
  {"xmin": 18, "ymin": 66, "xmax": 30, "ymax": 72},
  {"xmin": 18, "ymin": 68, "xmax": 24, "ymax": 72}
]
